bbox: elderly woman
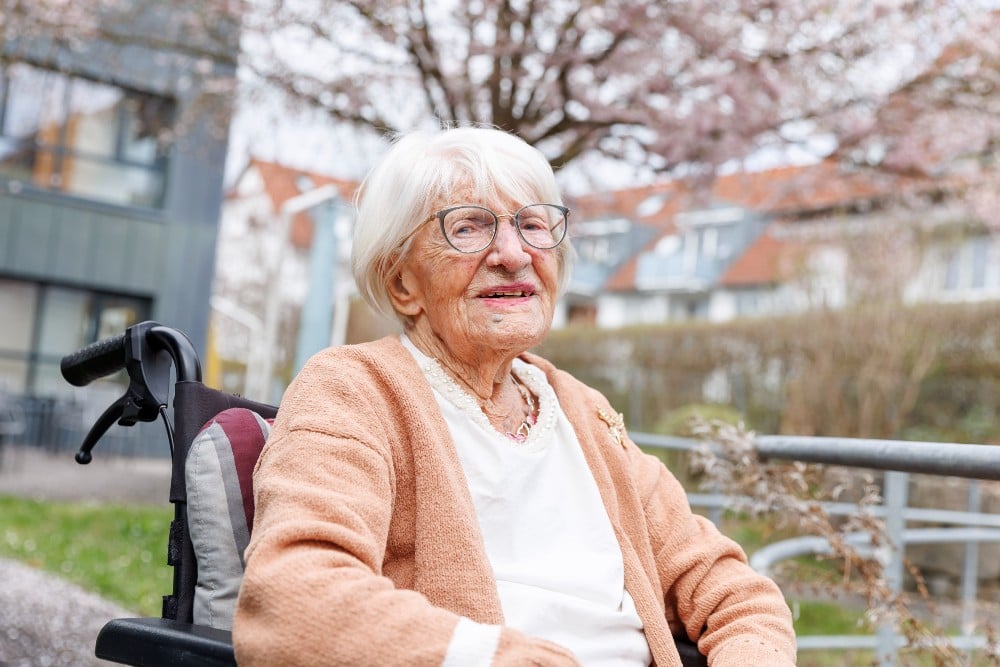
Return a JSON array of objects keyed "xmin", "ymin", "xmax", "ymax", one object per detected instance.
[{"xmin": 232, "ymin": 127, "xmax": 796, "ymax": 666}]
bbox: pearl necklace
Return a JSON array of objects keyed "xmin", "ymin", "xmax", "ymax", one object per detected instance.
[
  {"xmin": 507, "ymin": 373, "xmax": 537, "ymax": 443},
  {"xmin": 402, "ymin": 334, "xmax": 558, "ymax": 448},
  {"xmin": 411, "ymin": 348, "xmax": 557, "ymax": 447}
]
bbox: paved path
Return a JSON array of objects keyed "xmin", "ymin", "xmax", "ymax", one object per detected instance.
[
  {"xmin": 0, "ymin": 445, "xmax": 172, "ymax": 505},
  {"xmin": 0, "ymin": 558, "xmax": 130, "ymax": 666}
]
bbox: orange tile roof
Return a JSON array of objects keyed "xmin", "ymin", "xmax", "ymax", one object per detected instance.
[
  {"xmin": 567, "ymin": 182, "xmax": 683, "ymax": 230},
  {"xmin": 591, "ymin": 160, "xmax": 913, "ymax": 292},
  {"xmin": 711, "ymin": 161, "xmax": 896, "ymax": 212},
  {"xmin": 241, "ymin": 158, "xmax": 360, "ymax": 249},
  {"xmin": 568, "ymin": 160, "xmax": 903, "ymax": 224},
  {"xmin": 718, "ymin": 228, "xmax": 807, "ymax": 287}
]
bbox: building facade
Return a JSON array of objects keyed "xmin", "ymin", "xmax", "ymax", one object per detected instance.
[
  {"xmin": 0, "ymin": 2, "xmax": 238, "ymax": 400},
  {"xmin": 563, "ymin": 162, "xmax": 999, "ymax": 329},
  {"xmin": 213, "ymin": 158, "xmax": 360, "ymax": 400}
]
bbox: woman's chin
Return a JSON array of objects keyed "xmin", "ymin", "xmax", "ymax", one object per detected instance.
[
  {"xmin": 476, "ymin": 293, "xmax": 551, "ymax": 316},
  {"xmin": 477, "ymin": 312, "xmax": 550, "ymax": 347}
]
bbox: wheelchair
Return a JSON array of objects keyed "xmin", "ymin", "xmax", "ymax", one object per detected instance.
[{"xmin": 61, "ymin": 320, "xmax": 708, "ymax": 667}]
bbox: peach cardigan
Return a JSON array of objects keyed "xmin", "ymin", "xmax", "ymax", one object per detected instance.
[{"xmin": 233, "ymin": 336, "xmax": 796, "ymax": 666}]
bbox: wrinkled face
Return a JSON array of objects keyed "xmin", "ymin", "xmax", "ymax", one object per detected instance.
[{"xmin": 389, "ymin": 185, "xmax": 562, "ymax": 360}]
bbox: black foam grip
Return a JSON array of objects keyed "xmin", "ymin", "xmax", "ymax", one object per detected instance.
[{"xmin": 60, "ymin": 332, "xmax": 128, "ymax": 386}]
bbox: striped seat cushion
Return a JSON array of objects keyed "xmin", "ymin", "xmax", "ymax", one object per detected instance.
[{"xmin": 185, "ymin": 408, "xmax": 273, "ymax": 630}]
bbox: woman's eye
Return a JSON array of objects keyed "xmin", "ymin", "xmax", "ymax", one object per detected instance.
[
  {"xmin": 452, "ymin": 222, "xmax": 476, "ymax": 236},
  {"xmin": 519, "ymin": 216, "xmax": 546, "ymax": 232},
  {"xmin": 451, "ymin": 216, "xmax": 491, "ymax": 235}
]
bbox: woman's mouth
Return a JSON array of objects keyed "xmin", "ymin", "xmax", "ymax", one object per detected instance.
[
  {"xmin": 477, "ymin": 281, "xmax": 537, "ymax": 299},
  {"xmin": 481, "ymin": 290, "xmax": 534, "ymax": 299}
]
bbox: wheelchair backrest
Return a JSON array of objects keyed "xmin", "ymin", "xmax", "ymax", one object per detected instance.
[
  {"xmin": 168, "ymin": 382, "xmax": 276, "ymax": 624},
  {"xmin": 186, "ymin": 407, "xmax": 273, "ymax": 629}
]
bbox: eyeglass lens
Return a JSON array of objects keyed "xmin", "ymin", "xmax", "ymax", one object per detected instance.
[{"xmin": 441, "ymin": 204, "xmax": 567, "ymax": 252}]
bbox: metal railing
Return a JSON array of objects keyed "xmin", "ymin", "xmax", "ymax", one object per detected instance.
[
  {"xmin": 0, "ymin": 394, "xmax": 163, "ymax": 463},
  {"xmin": 632, "ymin": 431, "xmax": 1000, "ymax": 665}
]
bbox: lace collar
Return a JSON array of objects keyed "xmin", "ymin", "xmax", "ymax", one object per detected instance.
[{"xmin": 402, "ymin": 335, "xmax": 557, "ymax": 447}]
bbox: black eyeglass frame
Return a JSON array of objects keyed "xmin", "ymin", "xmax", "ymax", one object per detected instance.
[{"xmin": 431, "ymin": 203, "xmax": 570, "ymax": 254}]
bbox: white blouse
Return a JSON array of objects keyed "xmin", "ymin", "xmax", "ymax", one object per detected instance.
[{"xmin": 403, "ymin": 336, "xmax": 651, "ymax": 667}]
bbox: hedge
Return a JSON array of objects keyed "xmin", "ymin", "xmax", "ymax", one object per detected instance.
[{"xmin": 536, "ymin": 301, "xmax": 1000, "ymax": 443}]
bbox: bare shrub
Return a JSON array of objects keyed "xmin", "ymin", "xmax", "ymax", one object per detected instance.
[
  {"xmin": 690, "ymin": 418, "xmax": 1000, "ymax": 666},
  {"xmin": 539, "ymin": 302, "xmax": 1000, "ymax": 441}
]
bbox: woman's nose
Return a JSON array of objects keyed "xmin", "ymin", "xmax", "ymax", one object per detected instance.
[{"xmin": 486, "ymin": 219, "xmax": 531, "ymax": 269}]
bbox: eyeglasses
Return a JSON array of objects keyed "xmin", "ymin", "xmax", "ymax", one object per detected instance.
[{"xmin": 431, "ymin": 203, "xmax": 569, "ymax": 253}]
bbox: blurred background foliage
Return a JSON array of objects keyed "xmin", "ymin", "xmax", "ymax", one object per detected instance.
[{"xmin": 537, "ymin": 301, "xmax": 1000, "ymax": 445}]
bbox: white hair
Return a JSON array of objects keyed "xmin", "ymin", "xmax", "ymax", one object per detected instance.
[{"xmin": 351, "ymin": 126, "xmax": 576, "ymax": 323}]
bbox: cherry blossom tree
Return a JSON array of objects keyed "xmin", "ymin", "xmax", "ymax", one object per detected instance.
[
  {"xmin": 823, "ymin": 9, "xmax": 1000, "ymax": 229},
  {"xmin": 6, "ymin": 0, "xmax": 996, "ymax": 216},
  {"xmin": 236, "ymin": 1, "xmax": 987, "ymax": 185},
  {"xmin": 1, "ymin": 0, "xmax": 237, "ymax": 62}
]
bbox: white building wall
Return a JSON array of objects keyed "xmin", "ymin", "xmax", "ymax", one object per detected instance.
[
  {"xmin": 708, "ymin": 290, "xmax": 737, "ymax": 322},
  {"xmin": 596, "ymin": 294, "xmax": 629, "ymax": 328},
  {"xmin": 803, "ymin": 246, "xmax": 848, "ymax": 310},
  {"xmin": 633, "ymin": 295, "xmax": 670, "ymax": 324},
  {"xmin": 551, "ymin": 301, "xmax": 568, "ymax": 329},
  {"xmin": 904, "ymin": 245, "xmax": 947, "ymax": 304}
]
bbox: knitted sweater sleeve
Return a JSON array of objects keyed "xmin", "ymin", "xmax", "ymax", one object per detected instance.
[
  {"xmin": 627, "ymin": 446, "xmax": 798, "ymax": 666},
  {"xmin": 232, "ymin": 347, "xmax": 578, "ymax": 667}
]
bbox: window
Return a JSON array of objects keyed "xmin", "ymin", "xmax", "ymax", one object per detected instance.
[
  {"xmin": 941, "ymin": 235, "xmax": 1000, "ymax": 296},
  {"xmin": 682, "ymin": 232, "xmax": 699, "ymax": 272},
  {"xmin": 735, "ymin": 288, "xmax": 773, "ymax": 317},
  {"xmin": 0, "ymin": 62, "xmax": 174, "ymax": 208},
  {"xmin": 577, "ymin": 236, "xmax": 611, "ymax": 263},
  {"xmin": 566, "ymin": 303, "xmax": 597, "ymax": 325},
  {"xmin": 970, "ymin": 236, "xmax": 988, "ymax": 290},
  {"xmin": 0, "ymin": 278, "xmax": 150, "ymax": 395},
  {"xmin": 0, "ymin": 280, "xmax": 37, "ymax": 394},
  {"xmin": 735, "ymin": 289, "xmax": 758, "ymax": 316},
  {"xmin": 700, "ymin": 227, "xmax": 718, "ymax": 258},
  {"xmin": 943, "ymin": 248, "xmax": 961, "ymax": 291},
  {"xmin": 715, "ymin": 224, "xmax": 735, "ymax": 260}
]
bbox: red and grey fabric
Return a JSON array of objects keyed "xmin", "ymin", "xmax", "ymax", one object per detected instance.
[{"xmin": 185, "ymin": 408, "xmax": 273, "ymax": 629}]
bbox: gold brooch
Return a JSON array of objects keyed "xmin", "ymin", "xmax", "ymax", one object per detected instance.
[{"xmin": 597, "ymin": 408, "xmax": 626, "ymax": 448}]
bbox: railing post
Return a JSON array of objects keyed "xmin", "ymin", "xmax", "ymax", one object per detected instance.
[
  {"xmin": 961, "ymin": 481, "xmax": 981, "ymax": 640},
  {"xmin": 878, "ymin": 471, "xmax": 909, "ymax": 666}
]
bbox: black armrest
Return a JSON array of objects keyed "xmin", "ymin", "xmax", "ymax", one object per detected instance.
[
  {"xmin": 95, "ymin": 617, "xmax": 236, "ymax": 667},
  {"xmin": 675, "ymin": 634, "xmax": 709, "ymax": 667},
  {"xmin": 94, "ymin": 616, "xmax": 702, "ymax": 667}
]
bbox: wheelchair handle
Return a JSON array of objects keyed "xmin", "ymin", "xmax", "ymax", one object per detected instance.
[
  {"xmin": 61, "ymin": 323, "xmax": 203, "ymax": 387},
  {"xmin": 62, "ymin": 322, "xmax": 202, "ymax": 464},
  {"xmin": 61, "ymin": 332, "xmax": 128, "ymax": 387}
]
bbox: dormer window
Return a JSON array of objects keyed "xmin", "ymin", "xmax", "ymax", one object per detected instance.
[{"xmin": 654, "ymin": 234, "xmax": 680, "ymax": 256}]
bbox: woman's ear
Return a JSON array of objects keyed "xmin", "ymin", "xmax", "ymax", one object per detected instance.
[{"xmin": 387, "ymin": 267, "xmax": 423, "ymax": 317}]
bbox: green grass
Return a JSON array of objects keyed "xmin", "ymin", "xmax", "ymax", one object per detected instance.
[
  {"xmin": 713, "ymin": 511, "xmax": 875, "ymax": 637},
  {"xmin": 3, "ymin": 494, "xmax": 986, "ymax": 665},
  {"xmin": 792, "ymin": 599, "xmax": 870, "ymax": 636},
  {"xmin": 1, "ymin": 492, "xmax": 867, "ymax": 634},
  {"xmin": 0, "ymin": 495, "xmax": 173, "ymax": 616}
]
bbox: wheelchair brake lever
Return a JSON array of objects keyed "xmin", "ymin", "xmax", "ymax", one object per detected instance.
[{"xmin": 75, "ymin": 394, "xmax": 129, "ymax": 464}]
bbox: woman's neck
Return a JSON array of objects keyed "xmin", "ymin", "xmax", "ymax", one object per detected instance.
[
  {"xmin": 404, "ymin": 326, "xmax": 516, "ymax": 404},
  {"xmin": 404, "ymin": 325, "xmax": 540, "ymax": 441}
]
